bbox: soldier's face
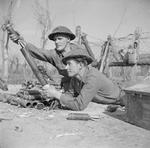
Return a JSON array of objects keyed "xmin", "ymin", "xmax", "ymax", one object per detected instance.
[
  {"xmin": 65, "ymin": 59, "xmax": 81, "ymax": 77},
  {"xmin": 54, "ymin": 35, "xmax": 70, "ymax": 51}
]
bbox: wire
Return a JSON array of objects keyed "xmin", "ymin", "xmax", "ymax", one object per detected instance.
[
  {"xmin": 87, "ymin": 34, "xmax": 104, "ymax": 42},
  {"xmin": 140, "ymin": 39, "xmax": 150, "ymax": 49},
  {"xmin": 113, "ymin": 1, "xmax": 129, "ymax": 37}
]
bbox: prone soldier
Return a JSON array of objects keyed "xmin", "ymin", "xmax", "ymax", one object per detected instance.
[{"xmin": 43, "ymin": 48, "xmax": 122, "ymax": 111}]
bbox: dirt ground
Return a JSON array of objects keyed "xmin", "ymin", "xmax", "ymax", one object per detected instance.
[{"xmin": 0, "ymin": 85, "xmax": 150, "ymax": 148}]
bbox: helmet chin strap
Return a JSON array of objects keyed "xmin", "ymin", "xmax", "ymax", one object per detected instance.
[
  {"xmin": 56, "ymin": 42, "xmax": 70, "ymax": 54},
  {"xmin": 76, "ymin": 65, "xmax": 86, "ymax": 80},
  {"xmin": 63, "ymin": 42, "xmax": 71, "ymax": 53}
]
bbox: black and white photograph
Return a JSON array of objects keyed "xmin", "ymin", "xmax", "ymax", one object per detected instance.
[{"xmin": 0, "ymin": 0, "xmax": 150, "ymax": 147}]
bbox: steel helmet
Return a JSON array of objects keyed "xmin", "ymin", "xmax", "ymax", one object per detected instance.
[
  {"xmin": 62, "ymin": 48, "xmax": 93, "ymax": 65},
  {"xmin": 48, "ymin": 26, "xmax": 76, "ymax": 41}
]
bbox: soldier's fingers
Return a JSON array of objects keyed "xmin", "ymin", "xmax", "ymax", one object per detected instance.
[
  {"xmin": 43, "ymin": 84, "xmax": 50, "ymax": 90},
  {"xmin": 9, "ymin": 34, "xmax": 18, "ymax": 41}
]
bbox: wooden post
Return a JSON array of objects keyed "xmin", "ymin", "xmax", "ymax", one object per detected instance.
[
  {"xmin": 98, "ymin": 35, "xmax": 111, "ymax": 73},
  {"xmin": 75, "ymin": 25, "xmax": 82, "ymax": 45},
  {"xmin": 81, "ymin": 33, "xmax": 96, "ymax": 60},
  {"xmin": 131, "ymin": 28, "xmax": 141, "ymax": 81},
  {"xmin": 75, "ymin": 25, "xmax": 96, "ymax": 61}
]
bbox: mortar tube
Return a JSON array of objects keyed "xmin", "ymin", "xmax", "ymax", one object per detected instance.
[
  {"xmin": 31, "ymin": 101, "xmax": 45, "ymax": 110},
  {"xmin": 14, "ymin": 97, "xmax": 32, "ymax": 108}
]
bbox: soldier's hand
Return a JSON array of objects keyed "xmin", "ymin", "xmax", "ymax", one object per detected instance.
[
  {"xmin": 9, "ymin": 32, "xmax": 26, "ymax": 47},
  {"xmin": 43, "ymin": 84, "xmax": 62, "ymax": 99},
  {"xmin": 9, "ymin": 31, "xmax": 20, "ymax": 44}
]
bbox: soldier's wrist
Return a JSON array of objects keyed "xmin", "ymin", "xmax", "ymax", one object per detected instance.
[{"xmin": 55, "ymin": 91, "xmax": 62, "ymax": 100}]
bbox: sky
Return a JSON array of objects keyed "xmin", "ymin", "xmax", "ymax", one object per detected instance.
[{"xmin": 0, "ymin": 0, "xmax": 150, "ymax": 61}]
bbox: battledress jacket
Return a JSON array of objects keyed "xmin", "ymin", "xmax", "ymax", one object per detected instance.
[
  {"xmin": 60, "ymin": 66, "xmax": 121, "ymax": 111},
  {"xmin": 25, "ymin": 43, "xmax": 81, "ymax": 77}
]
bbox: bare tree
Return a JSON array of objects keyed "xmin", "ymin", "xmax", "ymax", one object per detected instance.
[
  {"xmin": 1, "ymin": 0, "xmax": 17, "ymax": 82},
  {"xmin": 33, "ymin": 0, "xmax": 55, "ymax": 75},
  {"xmin": 34, "ymin": 0, "xmax": 52, "ymax": 49},
  {"xmin": 14, "ymin": 57, "xmax": 19, "ymax": 73},
  {"xmin": 9, "ymin": 55, "xmax": 16, "ymax": 72}
]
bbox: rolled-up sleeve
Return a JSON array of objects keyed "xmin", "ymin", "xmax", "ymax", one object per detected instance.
[{"xmin": 60, "ymin": 73, "xmax": 99, "ymax": 111}]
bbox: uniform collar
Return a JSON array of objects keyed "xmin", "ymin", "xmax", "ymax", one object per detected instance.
[
  {"xmin": 55, "ymin": 45, "xmax": 71, "ymax": 58},
  {"xmin": 78, "ymin": 66, "xmax": 89, "ymax": 83}
]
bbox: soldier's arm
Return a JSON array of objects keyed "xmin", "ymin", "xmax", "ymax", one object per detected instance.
[
  {"xmin": 8, "ymin": 29, "xmax": 55, "ymax": 65},
  {"xmin": 59, "ymin": 74, "xmax": 99, "ymax": 111},
  {"xmin": 25, "ymin": 43, "xmax": 55, "ymax": 64}
]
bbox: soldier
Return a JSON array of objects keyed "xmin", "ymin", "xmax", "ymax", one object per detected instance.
[
  {"xmin": 43, "ymin": 48, "xmax": 121, "ymax": 111},
  {"xmin": 9, "ymin": 26, "xmax": 80, "ymax": 84}
]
